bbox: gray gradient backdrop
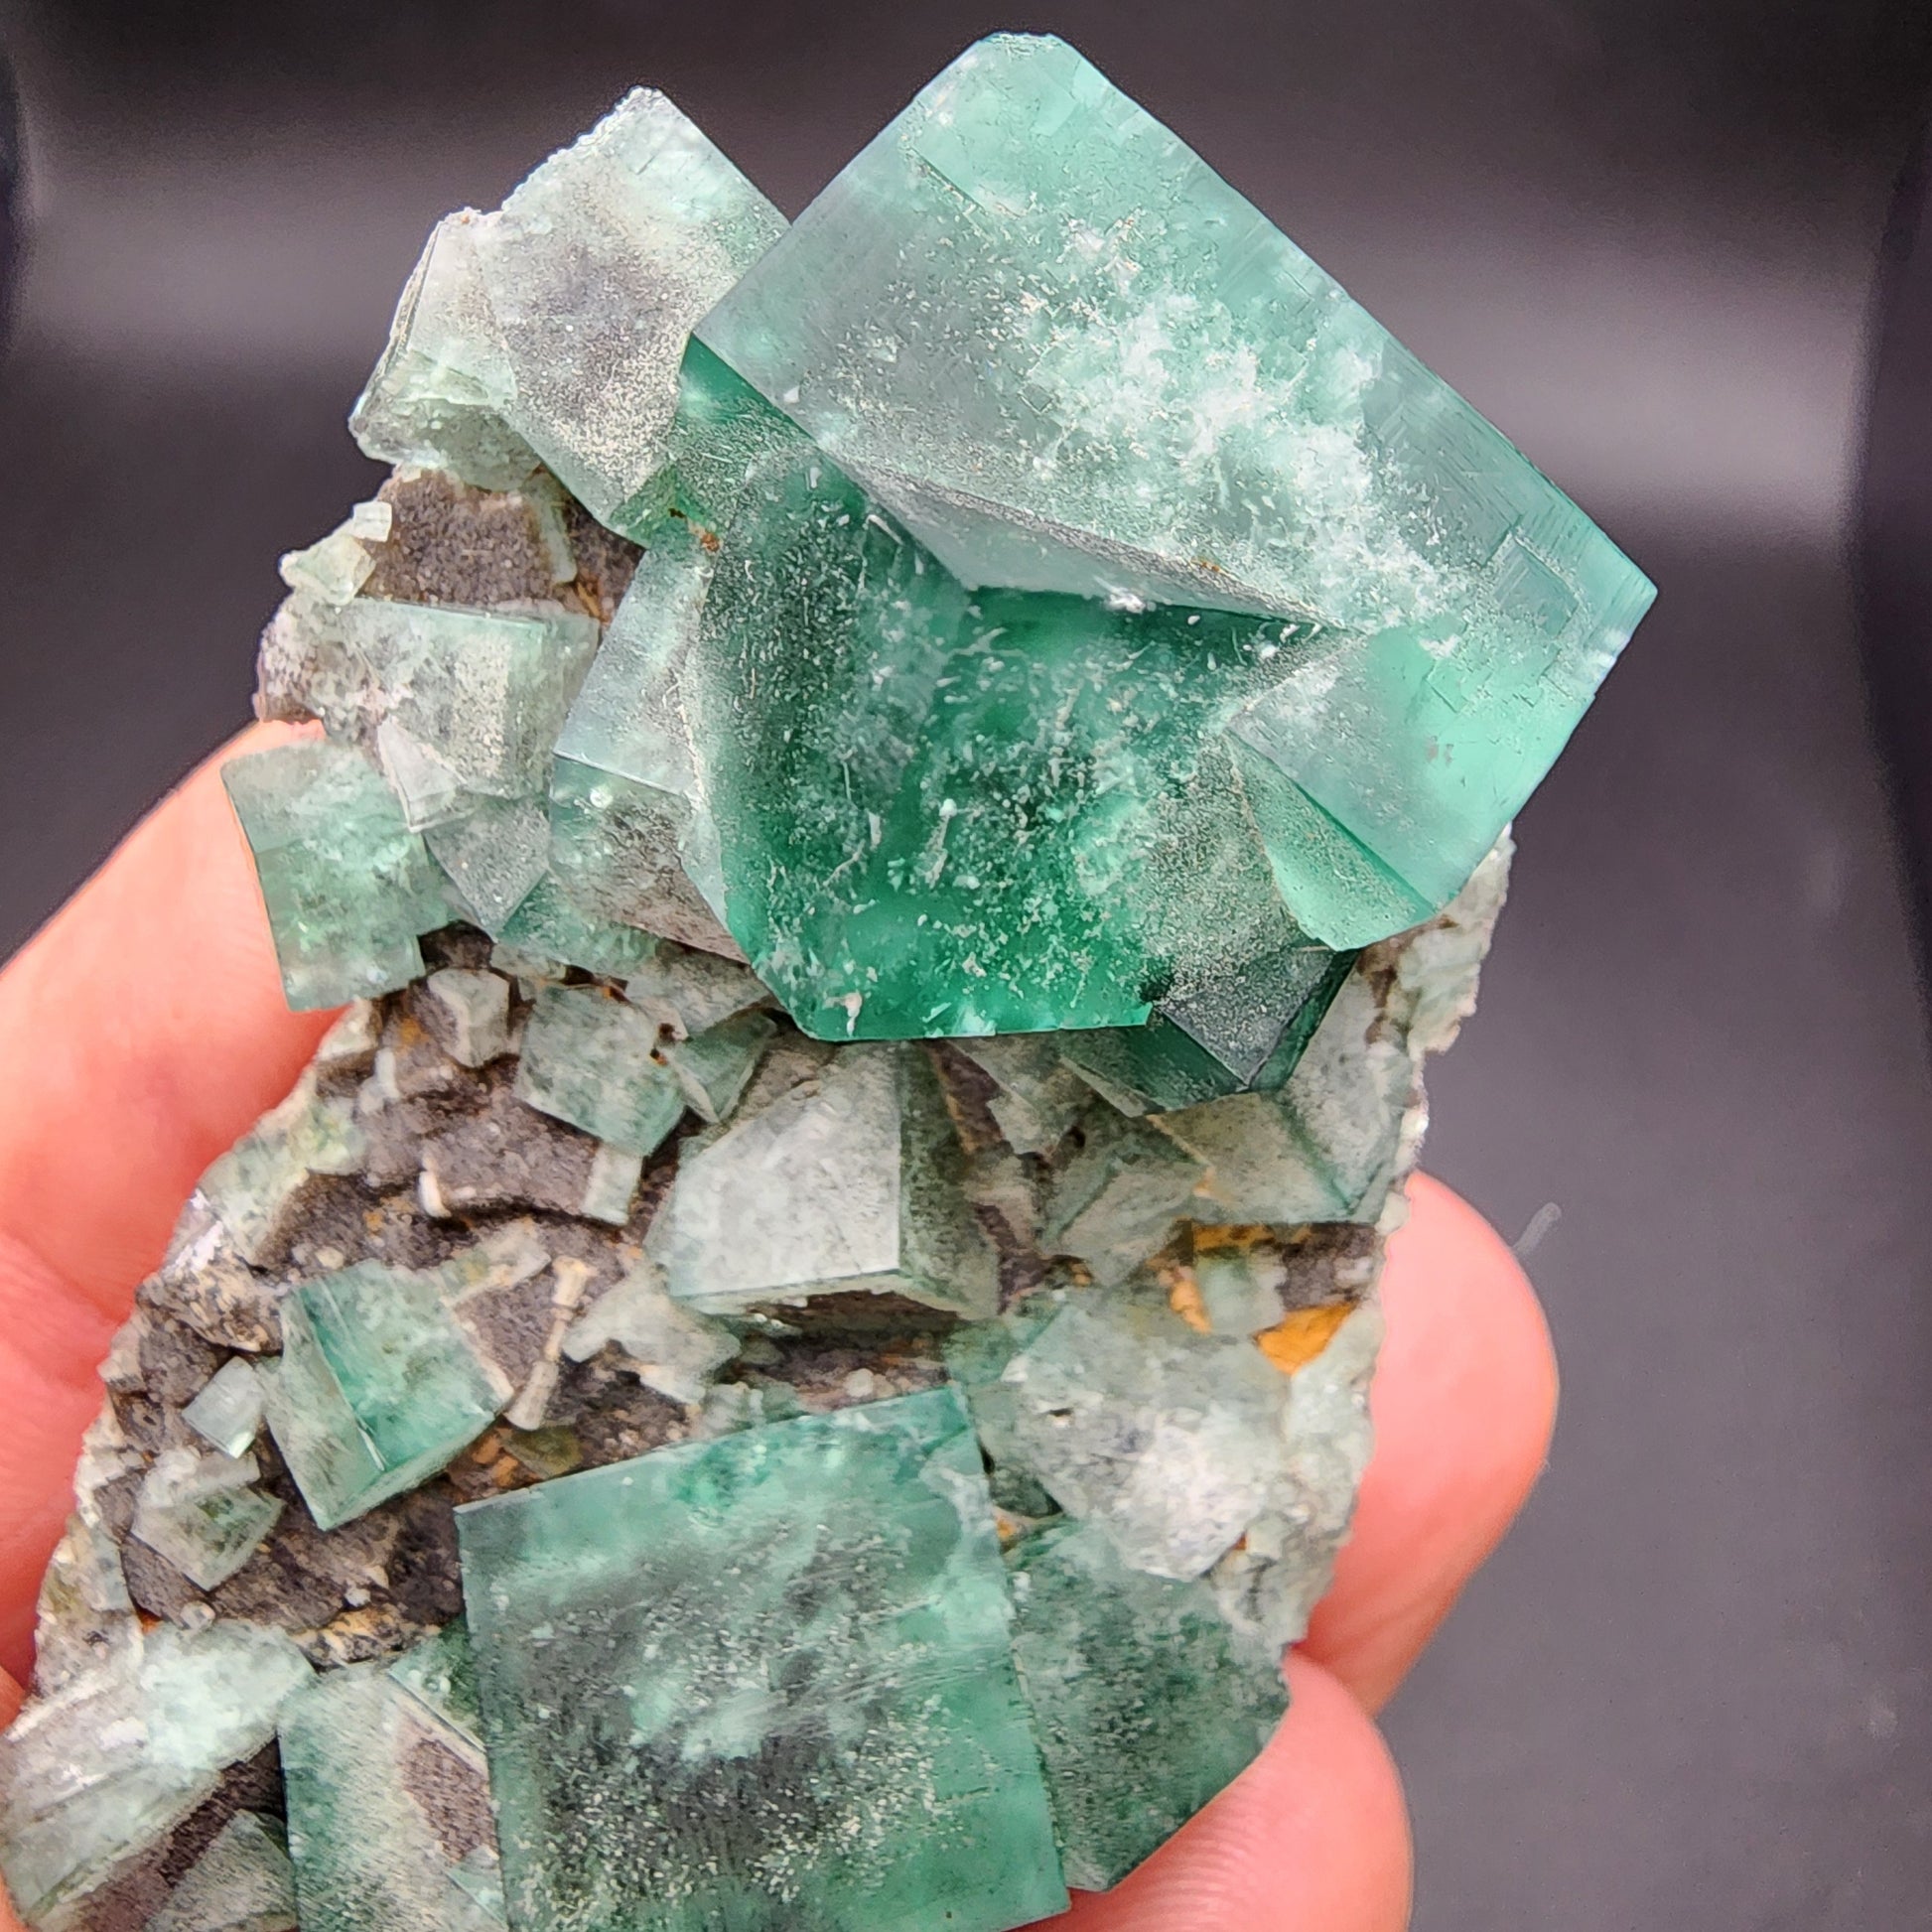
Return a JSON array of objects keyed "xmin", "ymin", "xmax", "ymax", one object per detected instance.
[{"xmin": 2, "ymin": 2, "xmax": 1929, "ymax": 1924}]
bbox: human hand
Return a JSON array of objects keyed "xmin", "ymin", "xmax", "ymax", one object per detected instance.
[{"xmin": 0, "ymin": 723, "xmax": 1559, "ymax": 1932}]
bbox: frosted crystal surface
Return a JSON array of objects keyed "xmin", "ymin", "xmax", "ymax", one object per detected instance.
[{"xmin": 457, "ymin": 1390, "xmax": 1068, "ymax": 1932}]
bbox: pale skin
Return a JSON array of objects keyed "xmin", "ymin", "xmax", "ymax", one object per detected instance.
[{"xmin": 0, "ymin": 723, "xmax": 1561, "ymax": 1932}]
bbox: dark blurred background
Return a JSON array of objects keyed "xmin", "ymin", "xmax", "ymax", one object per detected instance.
[{"xmin": 5, "ymin": 1, "xmax": 1932, "ymax": 1924}]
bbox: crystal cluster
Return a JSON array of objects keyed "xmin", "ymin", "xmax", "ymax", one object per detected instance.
[{"xmin": 0, "ymin": 31, "xmax": 1645, "ymax": 1932}]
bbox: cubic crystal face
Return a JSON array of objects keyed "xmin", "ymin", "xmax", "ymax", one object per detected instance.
[
  {"xmin": 261, "ymin": 1263, "xmax": 501, "ymax": 1530},
  {"xmin": 456, "ymin": 1389, "xmax": 1069, "ymax": 1932}
]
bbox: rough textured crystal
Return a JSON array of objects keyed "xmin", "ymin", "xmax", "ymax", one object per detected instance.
[
  {"xmin": 457, "ymin": 1390, "xmax": 1067, "ymax": 1932},
  {"xmin": 648, "ymin": 1041, "xmax": 999, "ymax": 1316},
  {"xmin": 352, "ymin": 89, "xmax": 785, "ymax": 524},
  {"xmin": 280, "ymin": 1649, "xmax": 501, "ymax": 1931},
  {"xmin": 511, "ymin": 984, "xmax": 687, "ymax": 1155},
  {"xmin": 144, "ymin": 1811, "xmax": 298, "ymax": 1932},
  {"xmin": 1007, "ymin": 1522, "xmax": 1288, "ymax": 1889},
  {"xmin": 0, "ymin": 1624, "xmax": 310, "ymax": 1929},
  {"xmin": 261, "ymin": 1262, "xmax": 501, "ymax": 1530},
  {"xmin": 129, "ymin": 1448, "xmax": 285, "ymax": 1590}
]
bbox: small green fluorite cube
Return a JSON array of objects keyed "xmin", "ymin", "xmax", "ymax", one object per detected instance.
[
  {"xmin": 512, "ymin": 985, "xmax": 686, "ymax": 1156},
  {"xmin": 456, "ymin": 1388, "xmax": 1067, "ymax": 1932},
  {"xmin": 222, "ymin": 742, "xmax": 448, "ymax": 1009},
  {"xmin": 1007, "ymin": 1522, "xmax": 1288, "ymax": 1890},
  {"xmin": 280, "ymin": 1651, "xmax": 501, "ymax": 1931},
  {"xmin": 261, "ymin": 1262, "xmax": 500, "ymax": 1530},
  {"xmin": 648, "ymin": 1041, "xmax": 998, "ymax": 1316}
]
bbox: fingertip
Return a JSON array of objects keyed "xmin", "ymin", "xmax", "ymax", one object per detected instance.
[{"xmin": 1304, "ymin": 1173, "xmax": 1558, "ymax": 1711}]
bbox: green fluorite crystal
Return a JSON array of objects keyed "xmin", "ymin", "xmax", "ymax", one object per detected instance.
[
  {"xmin": 222, "ymin": 743, "xmax": 448, "ymax": 1009},
  {"xmin": 1007, "ymin": 1522, "xmax": 1288, "ymax": 1890},
  {"xmin": 512, "ymin": 984, "xmax": 687, "ymax": 1155},
  {"xmin": 261, "ymin": 1262, "xmax": 500, "ymax": 1530},
  {"xmin": 456, "ymin": 1389, "xmax": 1067, "ymax": 1932},
  {"xmin": 129, "ymin": 1448, "xmax": 284, "ymax": 1591},
  {"xmin": 182, "ymin": 1356, "xmax": 267, "ymax": 1459},
  {"xmin": 144, "ymin": 1812, "xmax": 298, "ymax": 1932},
  {"xmin": 0, "ymin": 1624, "xmax": 311, "ymax": 1929},
  {"xmin": 647, "ymin": 1041, "xmax": 998, "ymax": 1316},
  {"xmin": 280, "ymin": 1648, "xmax": 502, "ymax": 1931},
  {"xmin": 352, "ymin": 89, "xmax": 785, "ymax": 523},
  {"xmin": 691, "ymin": 33, "xmax": 1651, "ymax": 952}
]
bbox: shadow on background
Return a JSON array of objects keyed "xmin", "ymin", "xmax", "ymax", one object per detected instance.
[{"xmin": 4, "ymin": 1, "xmax": 1932, "ymax": 1924}]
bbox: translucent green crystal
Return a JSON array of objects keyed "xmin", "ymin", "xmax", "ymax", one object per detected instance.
[
  {"xmin": 425, "ymin": 798, "xmax": 552, "ymax": 932},
  {"xmin": 997, "ymin": 1286, "xmax": 1296, "ymax": 1580},
  {"xmin": 260, "ymin": 595, "xmax": 599, "ymax": 832},
  {"xmin": 1008, "ymin": 1522, "xmax": 1287, "ymax": 1890},
  {"xmin": 1153, "ymin": 973, "xmax": 1409, "ymax": 1226},
  {"xmin": 129, "ymin": 1448, "xmax": 283, "ymax": 1590},
  {"xmin": 1060, "ymin": 942, "xmax": 1357, "ymax": 1115},
  {"xmin": 660, "ymin": 1007, "xmax": 775, "ymax": 1122},
  {"xmin": 385, "ymin": 1617, "xmax": 483, "ymax": 1744},
  {"xmin": 1039, "ymin": 1108, "xmax": 1205, "ymax": 1285},
  {"xmin": 645, "ymin": 392, "xmax": 1333, "ymax": 1039},
  {"xmin": 561, "ymin": 1258, "xmax": 738, "ymax": 1403},
  {"xmin": 489, "ymin": 873, "xmax": 663, "ymax": 981},
  {"xmin": 0, "ymin": 1624, "xmax": 311, "ymax": 1929},
  {"xmin": 693, "ymin": 32, "xmax": 1653, "ymax": 951},
  {"xmin": 280, "ymin": 1653, "xmax": 502, "ymax": 1931},
  {"xmin": 456, "ymin": 1388, "xmax": 1068, "ymax": 1932},
  {"xmin": 512, "ymin": 985, "xmax": 687, "ymax": 1156},
  {"xmin": 352, "ymin": 89, "xmax": 784, "ymax": 525},
  {"xmin": 260, "ymin": 1261, "xmax": 500, "ymax": 1530},
  {"xmin": 223, "ymin": 743, "xmax": 448, "ymax": 1009},
  {"xmin": 144, "ymin": 1812, "xmax": 298, "ymax": 1932},
  {"xmin": 182, "ymin": 1355, "xmax": 267, "ymax": 1458},
  {"xmin": 648, "ymin": 1042, "xmax": 998, "ymax": 1316}
]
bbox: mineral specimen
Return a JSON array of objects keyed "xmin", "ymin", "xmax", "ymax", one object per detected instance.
[{"xmin": 0, "ymin": 29, "xmax": 1644, "ymax": 1932}]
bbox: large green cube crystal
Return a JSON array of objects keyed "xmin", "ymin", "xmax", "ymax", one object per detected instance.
[
  {"xmin": 0, "ymin": 1624, "xmax": 311, "ymax": 1929},
  {"xmin": 1007, "ymin": 1522, "xmax": 1288, "ymax": 1890},
  {"xmin": 652, "ymin": 390, "xmax": 1333, "ymax": 1039},
  {"xmin": 280, "ymin": 1651, "xmax": 502, "ymax": 1931},
  {"xmin": 352, "ymin": 89, "xmax": 784, "ymax": 525},
  {"xmin": 512, "ymin": 985, "xmax": 687, "ymax": 1156},
  {"xmin": 456, "ymin": 1388, "xmax": 1068, "ymax": 1932},
  {"xmin": 222, "ymin": 743, "xmax": 448, "ymax": 1009},
  {"xmin": 260, "ymin": 1262, "xmax": 501, "ymax": 1530},
  {"xmin": 693, "ymin": 32, "xmax": 1652, "ymax": 953},
  {"xmin": 648, "ymin": 1042, "xmax": 998, "ymax": 1316}
]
